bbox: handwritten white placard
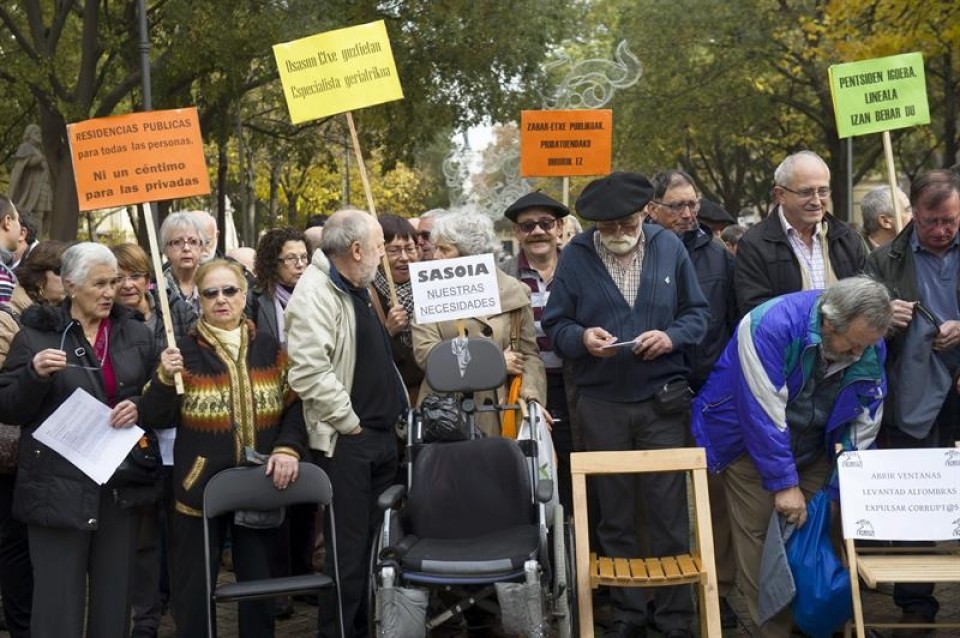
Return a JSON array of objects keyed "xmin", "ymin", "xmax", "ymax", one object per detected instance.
[
  {"xmin": 838, "ymin": 448, "xmax": 960, "ymax": 541},
  {"xmin": 409, "ymin": 253, "xmax": 501, "ymax": 325}
]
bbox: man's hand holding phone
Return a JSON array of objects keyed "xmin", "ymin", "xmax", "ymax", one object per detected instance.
[{"xmin": 583, "ymin": 327, "xmax": 620, "ymax": 358}]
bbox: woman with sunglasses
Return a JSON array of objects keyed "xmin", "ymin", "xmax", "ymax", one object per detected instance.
[
  {"xmin": 247, "ymin": 227, "xmax": 308, "ymax": 345},
  {"xmin": 0, "ymin": 242, "xmax": 156, "ymax": 638},
  {"xmin": 140, "ymin": 259, "xmax": 306, "ymax": 638}
]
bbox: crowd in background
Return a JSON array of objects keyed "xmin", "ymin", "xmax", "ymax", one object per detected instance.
[{"xmin": 0, "ymin": 153, "xmax": 956, "ymax": 638}]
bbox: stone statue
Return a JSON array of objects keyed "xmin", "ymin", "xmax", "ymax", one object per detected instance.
[{"xmin": 8, "ymin": 124, "xmax": 52, "ymax": 237}]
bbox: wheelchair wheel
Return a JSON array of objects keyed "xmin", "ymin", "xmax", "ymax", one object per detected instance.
[
  {"xmin": 368, "ymin": 527, "xmax": 384, "ymax": 637},
  {"xmin": 552, "ymin": 504, "xmax": 577, "ymax": 638}
]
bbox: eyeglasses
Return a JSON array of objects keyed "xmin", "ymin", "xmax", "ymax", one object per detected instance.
[
  {"xmin": 779, "ymin": 185, "xmax": 832, "ymax": 200},
  {"xmin": 385, "ymin": 245, "xmax": 418, "ymax": 258},
  {"xmin": 118, "ymin": 272, "xmax": 147, "ymax": 283},
  {"xmin": 166, "ymin": 237, "xmax": 204, "ymax": 250},
  {"xmin": 516, "ymin": 219, "xmax": 558, "ymax": 233},
  {"xmin": 59, "ymin": 323, "xmax": 106, "ymax": 371},
  {"xmin": 416, "ymin": 231, "xmax": 432, "ymax": 241},
  {"xmin": 200, "ymin": 285, "xmax": 242, "ymax": 300},
  {"xmin": 914, "ymin": 215, "xmax": 960, "ymax": 229},
  {"xmin": 596, "ymin": 216, "xmax": 641, "ymax": 235},
  {"xmin": 280, "ymin": 254, "xmax": 309, "ymax": 266},
  {"xmin": 656, "ymin": 200, "xmax": 700, "ymax": 214}
]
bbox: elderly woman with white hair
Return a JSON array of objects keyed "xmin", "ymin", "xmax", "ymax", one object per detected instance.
[
  {"xmin": 160, "ymin": 211, "xmax": 207, "ymax": 337},
  {"xmin": 412, "ymin": 211, "xmax": 546, "ymax": 436},
  {"xmin": 0, "ymin": 242, "xmax": 157, "ymax": 638}
]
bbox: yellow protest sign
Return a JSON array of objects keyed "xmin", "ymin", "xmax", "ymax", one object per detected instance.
[
  {"xmin": 273, "ymin": 20, "xmax": 403, "ymax": 124},
  {"xmin": 829, "ymin": 52, "xmax": 930, "ymax": 139}
]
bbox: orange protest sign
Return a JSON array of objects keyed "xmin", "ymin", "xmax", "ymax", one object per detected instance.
[
  {"xmin": 520, "ymin": 109, "xmax": 612, "ymax": 177},
  {"xmin": 67, "ymin": 108, "xmax": 210, "ymax": 211}
]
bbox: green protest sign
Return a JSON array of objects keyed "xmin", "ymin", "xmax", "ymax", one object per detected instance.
[{"xmin": 829, "ymin": 52, "xmax": 929, "ymax": 139}]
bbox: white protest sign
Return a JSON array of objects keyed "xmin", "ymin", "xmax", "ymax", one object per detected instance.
[
  {"xmin": 409, "ymin": 253, "xmax": 501, "ymax": 325},
  {"xmin": 838, "ymin": 448, "xmax": 960, "ymax": 541}
]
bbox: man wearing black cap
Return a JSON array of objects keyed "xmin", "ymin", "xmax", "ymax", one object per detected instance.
[
  {"xmin": 501, "ymin": 191, "xmax": 574, "ymax": 509},
  {"xmin": 696, "ymin": 199, "xmax": 737, "ymax": 239},
  {"xmin": 543, "ymin": 172, "xmax": 708, "ymax": 638}
]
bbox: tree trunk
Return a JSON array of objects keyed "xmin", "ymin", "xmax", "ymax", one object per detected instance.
[
  {"xmin": 216, "ymin": 142, "xmax": 228, "ymax": 254},
  {"xmin": 38, "ymin": 105, "xmax": 80, "ymax": 241},
  {"xmin": 942, "ymin": 52, "xmax": 958, "ymax": 168},
  {"xmin": 269, "ymin": 161, "xmax": 281, "ymax": 228}
]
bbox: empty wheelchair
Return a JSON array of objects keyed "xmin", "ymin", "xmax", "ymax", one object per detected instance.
[{"xmin": 370, "ymin": 335, "xmax": 575, "ymax": 637}]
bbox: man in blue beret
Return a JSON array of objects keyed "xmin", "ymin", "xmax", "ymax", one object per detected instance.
[{"xmin": 543, "ymin": 172, "xmax": 709, "ymax": 638}]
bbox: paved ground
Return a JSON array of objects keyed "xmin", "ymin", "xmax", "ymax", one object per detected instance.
[
  {"xmin": 0, "ymin": 575, "xmax": 953, "ymax": 636},
  {"xmin": 151, "ymin": 575, "xmax": 960, "ymax": 637}
]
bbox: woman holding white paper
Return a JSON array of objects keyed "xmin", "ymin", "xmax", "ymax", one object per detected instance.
[{"xmin": 0, "ymin": 242, "xmax": 156, "ymax": 638}]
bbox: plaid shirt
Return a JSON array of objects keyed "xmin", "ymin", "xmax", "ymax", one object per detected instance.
[
  {"xmin": 516, "ymin": 251, "xmax": 562, "ymax": 371},
  {"xmin": 593, "ymin": 228, "xmax": 645, "ymax": 307},
  {"xmin": 779, "ymin": 207, "xmax": 826, "ymax": 289}
]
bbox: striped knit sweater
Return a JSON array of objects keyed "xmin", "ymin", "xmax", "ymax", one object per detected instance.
[{"xmin": 140, "ymin": 320, "xmax": 307, "ymax": 516}]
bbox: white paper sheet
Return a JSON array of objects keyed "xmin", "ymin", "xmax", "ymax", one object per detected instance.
[
  {"xmin": 32, "ymin": 388, "xmax": 144, "ymax": 485},
  {"xmin": 156, "ymin": 428, "xmax": 176, "ymax": 466}
]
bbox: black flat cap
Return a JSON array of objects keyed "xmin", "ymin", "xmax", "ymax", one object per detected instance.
[
  {"xmin": 504, "ymin": 191, "xmax": 569, "ymax": 222},
  {"xmin": 576, "ymin": 172, "xmax": 654, "ymax": 221},
  {"xmin": 698, "ymin": 198, "xmax": 736, "ymax": 225}
]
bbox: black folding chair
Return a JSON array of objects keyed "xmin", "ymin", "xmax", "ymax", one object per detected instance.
[{"xmin": 202, "ymin": 463, "xmax": 344, "ymax": 638}]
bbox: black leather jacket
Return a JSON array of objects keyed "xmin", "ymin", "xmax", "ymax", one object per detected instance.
[{"xmin": 0, "ymin": 302, "xmax": 156, "ymax": 529}]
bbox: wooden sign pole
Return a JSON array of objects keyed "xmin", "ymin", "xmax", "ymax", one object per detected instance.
[
  {"xmin": 345, "ymin": 111, "xmax": 398, "ymax": 307},
  {"xmin": 881, "ymin": 131, "xmax": 903, "ymax": 233},
  {"xmin": 140, "ymin": 202, "xmax": 184, "ymax": 394}
]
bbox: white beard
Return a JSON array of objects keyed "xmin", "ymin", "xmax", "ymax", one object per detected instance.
[{"xmin": 600, "ymin": 233, "xmax": 639, "ymax": 255}]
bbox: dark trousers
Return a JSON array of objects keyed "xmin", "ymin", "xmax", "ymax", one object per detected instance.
[
  {"xmin": 315, "ymin": 428, "xmax": 398, "ymax": 638},
  {"xmin": 171, "ymin": 511, "xmax": 277, "ymax": 638},
  {"xmin": 130, "ymin": 502, "xmax": 163, "ymax": 638},
  {"xmin": 272, "ymin": 503, "xmax": 318, "ymax": 579},
  {"xmin": 877, "ymin": 395, "xmax": 954, "ymax": 621},
  {"xmin": 0, "ymin": 473, "xmax": 31, "ymax": 637},
  {"xmin": 546, "ymin": 372, "xmax": 573, "ymax": 512},
  {"xmin": 28, "ymin": 489, "xmax": 136, "ymax": 638},
  {"xmin": 577, "ymin": 395, "xmax": 694, "ymax": 633}
]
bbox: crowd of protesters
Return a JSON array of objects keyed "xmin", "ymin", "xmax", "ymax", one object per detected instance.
[{"xmin": 0, "ymin": 153, "xmax": 956, "ymax": 638}]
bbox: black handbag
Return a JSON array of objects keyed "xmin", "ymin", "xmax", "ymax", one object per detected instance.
[
  {"xmin": 652, "ymin": 379, "xmax": 694, "ymax": 415},
  {"xmin": 420, "ymin": 394, "xmax": 469, "ymax": 442},
  {"xmin": 111, "ymin": 430, "xmax": 162, "ymax": 486}
]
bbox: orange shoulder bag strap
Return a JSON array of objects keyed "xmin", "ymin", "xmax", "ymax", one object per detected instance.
[{"xmin": 501, "ymin": 309, "xmax": 524, "ymax": 438}]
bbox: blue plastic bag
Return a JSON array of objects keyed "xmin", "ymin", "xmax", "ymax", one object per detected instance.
[{"xmin": 785, "ymin": 489, "xmax": 852, "ymax": 638}]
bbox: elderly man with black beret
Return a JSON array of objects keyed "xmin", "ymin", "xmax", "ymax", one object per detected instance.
[
  {"xmin": 543, "ymin": 172, "xmax": 708, "ymax": 638},
  {"xmin": 500, "ymin": 191, "xmax": 575, "ymax": 509}
]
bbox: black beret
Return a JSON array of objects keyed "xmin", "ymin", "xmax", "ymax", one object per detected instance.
[
  {"xmin": 503, "ymin": 191, "xmax": 569, "ymax": 222},
  {"xmin": 575, "ymin": 172, "xmax": 654, "ymax": 221},
  {"xmin": 698, "ymin": 198, "xmax": 736, "ymax": 225}
]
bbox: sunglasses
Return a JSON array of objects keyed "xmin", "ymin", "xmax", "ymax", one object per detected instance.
[
  {"xmin": 516, "ymin": 219, "xmax": 558, "ymax": 233},
  {"xmin": 200, "ymin": 285, "xmax": 242, "ymax": 300}
]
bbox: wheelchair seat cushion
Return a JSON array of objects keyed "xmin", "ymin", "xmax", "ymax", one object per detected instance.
[
  {"xmin": 403, "ymin": 437, "xmax": 533, "ymax": 540},
  {"xmin": 400, "ymin": 524, "xmax": 539, "ymax": 576}
]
